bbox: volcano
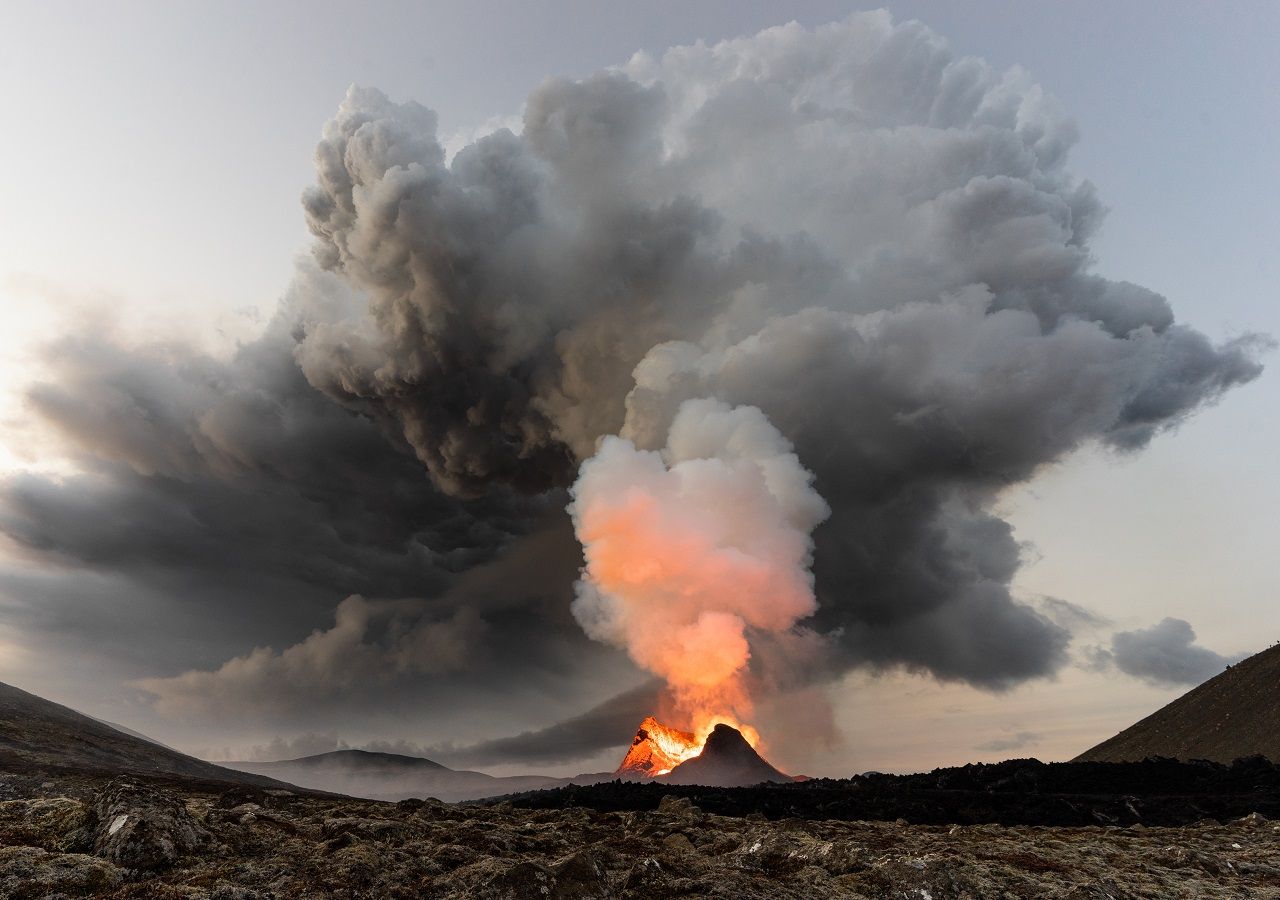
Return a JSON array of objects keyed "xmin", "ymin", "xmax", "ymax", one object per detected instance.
[
  {"xmin": 662, "ymin": 723, "xmax": 793, "ymax": 787},
  {"xmin": 615, "ymin": 716, "xmax": 701, "ymax": 779},
  {"xmin": 615, "ymin": 716, "xmax": 793, "ymax": 787}
]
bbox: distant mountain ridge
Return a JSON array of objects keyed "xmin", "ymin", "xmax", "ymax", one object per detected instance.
[
  {"xmin": 0, "ymin": 680, "xmax": 301, "ymax": 791},
  {"xmin": 264, "ymin": 748, "xmax": 450, "ymax": 770},
  {"xmin": 0, "ymin": 678, "xmax": 796, "ymax": 803},
  {"xmin": 1076, "ymin": 642, "xmax": 1280, "ymax": 763},
  {"xmin": 225, "ymin": 748, "xmax": 613, "ymax": 802}
]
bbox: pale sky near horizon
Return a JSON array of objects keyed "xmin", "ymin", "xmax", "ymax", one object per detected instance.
[{"xmin": 0, "ymin": 1, "xmax": 1276, "ymax": 776}]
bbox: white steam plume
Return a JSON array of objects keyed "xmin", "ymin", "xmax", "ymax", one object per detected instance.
[{"xmin": 569, "ymin": 399, "xmax": 829, "ymax": 731}]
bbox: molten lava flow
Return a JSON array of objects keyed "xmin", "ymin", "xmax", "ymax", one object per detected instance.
[
  {"xmin": 615, "ymin": 715, "xmax": 791, "ymax": 785},
  {"xmin": 615, "ymin": 714, "xmax": 764, "ymax": 778},
  {"xmin": 616, "ymin": 716, "xmax": 700, "ymax": 778}
]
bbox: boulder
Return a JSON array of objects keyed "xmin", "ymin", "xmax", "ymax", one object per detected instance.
[
  {"xmin": 90, "ymin": 778, "xmax": 209, "ymax": 871},
  {"xmin": 477, "ymin": 860, "xmax": 558, "ymax": 899},
  {"xmin": 551, "ymin": 848, "xmax": 615, "ymax": 898},
  {"xmin": 655, "ymin": 794, "xmax": 700, "ymax": 821}
]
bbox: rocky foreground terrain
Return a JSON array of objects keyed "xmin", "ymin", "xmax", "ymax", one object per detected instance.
[
  {"xmin": 503, "ymin": 755, "xmax": 1280, "ymax": 827},
  {"xmin": 1, "ymin": 770, "xmax": 1279, "ymax": 899}
]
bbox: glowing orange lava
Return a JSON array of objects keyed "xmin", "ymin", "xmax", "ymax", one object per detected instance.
[{"xmin": 614, "ymin": 713, "xmax": 762, "ymax": 779}]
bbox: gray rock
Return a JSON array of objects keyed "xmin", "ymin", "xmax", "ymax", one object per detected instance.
[
  {"xmin": 321, "ymin": 815, "xmax": 406, "ymax": 842},
  {"xmin": 90, "ymin": 777, "xmax": 209, "ymax": 871},
  {"xmin": 477, "ymin": 859, "xmax": 558, "ymax": 899},
  {"xmin": 661, "ymin": 832, "xmax": 695, "ymax": 856},
  {"xmin": 208, "ymin": 885, "xmax": 265, "ymax": 900},
  {"xmin": 623, "ymin": 856, "xmax": 668, "ymax": 890},
  {"xmin": 729, "ymin": 829, "xmax": 830, "ymax": 874},
  {"xmin": 551, "ymin": 848, "xmax": 615, "ymax": 899}
]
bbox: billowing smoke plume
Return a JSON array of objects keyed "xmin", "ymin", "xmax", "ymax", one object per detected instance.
[
  {"xmin": 292, "ymin": 11, "xmax": 1263, "ymax": 699},
  {"xmin": 569, "ymin": 399, "xmax": 829, "ymax": 733},
  {"xmin": 0, "ymin": 12, "xmax": 1266, "ymax": 758}
]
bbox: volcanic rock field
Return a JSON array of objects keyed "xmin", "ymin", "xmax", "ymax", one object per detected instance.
[
  {"xmin": 2, "ymin": 763, "xmax": 1279, "ymax": 899},
  {"xmin": 6, "ymin": 671, "xmax": 1280, "ymax": 896}
]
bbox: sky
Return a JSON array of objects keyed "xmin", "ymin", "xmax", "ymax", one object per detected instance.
[{"xmin": 0, "ymin": 1, "xmax": 1275, "ymax": 778}]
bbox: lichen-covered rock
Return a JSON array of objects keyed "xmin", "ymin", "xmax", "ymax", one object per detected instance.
[
  {"xmin": 0, "ymin": 845, "xmax": 122, "ymax": 897},
  {"xmin": 551, "ymin": 848, "xmax": 615, "ymax": 899},
  {"xmin": 477, "ymin": 859, "xmax": 558, "ymax": 899},
  {"xmin": 660, "ymin": 832, "xmax": 694, "ymax": 856},
  {"xmin": 3, "ymin": 773, "xmax": 1280, "ymax": 897},
  {"xmin": 90, "ymin": 777, "xmax": 209, "ymax": 871},
  {"xmin": 622, "ymin": 856, "xmax": 668, "ymax": 890},
  {"xmin": 654, "ymin": 794, "xmax": 700, "ymax": 821},
  {"xmin": 321, "ymin": 815, "xmax": 407, "ymax": 842},
  {"xmin": 206, "ymin": 885, "xmax": 265, "ymax": 900},
  {"xmin": 728, "ymin": 828, "xmax": 833, "ymax": 874},
  {"xmin": 0, "ymin": 797, "xmax": 88, "ymax": 849}
]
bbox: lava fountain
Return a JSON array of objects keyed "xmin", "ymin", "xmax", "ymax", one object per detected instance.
[
  {"xmin": 570, "ymin": 399, "xmax": 829, "ymax": 764},
  {"xmin": 614, "ymin": 715, "xmax": 794, "ymax": 786}
]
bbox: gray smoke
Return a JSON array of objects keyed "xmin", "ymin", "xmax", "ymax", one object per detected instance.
[
  {"xmin": 0, "ymin": 12, "xmax": 1266, "ymax": 760},
  {"xmin": 1091, "ymin": 618, "xmax": 1246, "ymax": 687},
  {"xmin": 292, "ymin": 12, "xmax": 1263, "ymax": 692}
]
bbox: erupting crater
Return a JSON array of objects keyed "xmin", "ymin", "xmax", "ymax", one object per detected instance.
[
  {"xmin": 615, "ymin": 716, "xmax": 794, "ymax": 787},
  {"xmin": 616, "ymin": 716, "xmax": 702, "ymax": 778}
]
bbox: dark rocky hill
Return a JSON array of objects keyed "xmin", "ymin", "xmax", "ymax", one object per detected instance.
[
  {"xmin": 661, "ymin": 724, "xmax": 792, "ymax": 787},
  {"xmin": 1076, "ymin": 642, "xmax": 1280, "ymax": 763},
  {"xmin": 0, "ymin": 680, "xmax": 297, "ymax": 791}
]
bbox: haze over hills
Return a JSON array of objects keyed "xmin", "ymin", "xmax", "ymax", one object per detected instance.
[
  {"xmin": 224, "ymin": 748, "xmax": 613, "ymax": 802},
  {"xmin": 92, "ymin": 718, "xmax": 174, "ymax": 750},
  {"xmin": 0, "ymin": 678, "xmax": 792, "ymax": 804},
  {"xmin": 1076, "ymin": 642, "xmax": 1280, "ymax": 763},
  {"xmin": 0, "ymin": 680, "xmax": 301, "ymax": 791},
  {"xmin": 224, "ymin": 719, "xmax": 797, "ymax": 800}
]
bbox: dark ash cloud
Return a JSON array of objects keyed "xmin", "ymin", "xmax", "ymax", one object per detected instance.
[
  {"xmin": 1091, "ymin": 618, "xmax": 1246, "ymax": 687},
  {"xmin": 0, "ymin": 12, "xmax": 1268, "ymax": 761},
  {"xmin": 286, "ymin": 11, "xmax": 1264, "ymax": 693}
]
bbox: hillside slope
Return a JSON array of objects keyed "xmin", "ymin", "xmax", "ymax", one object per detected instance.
[
  {"xmin": 0, "ymin": 680, "xmax": 297, "ymax": 790},
  {"xmin": 1076, "ymin": 642, "xmax": 1280, "ymax": 763}
]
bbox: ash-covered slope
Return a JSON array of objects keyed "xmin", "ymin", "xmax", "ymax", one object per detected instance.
[
  {"xmin": 0, "ymin": 680, "xmax": 296, "ymax": 790},
  {"xmin": 661, "ymin": 724, "xmax": 793, "ymax": 787},
  {"xmin": 1076, "ymin": 642, "xmax": 1280, "ymax": 763},
  {"xmin": 225, "ymin": 748, "xmax": 607, "ymax": 802}
]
